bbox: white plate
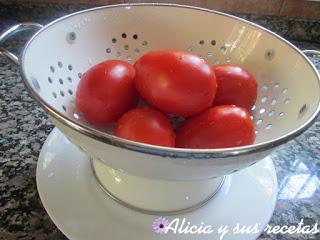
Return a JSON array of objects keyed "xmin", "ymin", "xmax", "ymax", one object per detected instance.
[{"xmin": 36, "ymin": 128, "xmax": 277, "ymax": 240}]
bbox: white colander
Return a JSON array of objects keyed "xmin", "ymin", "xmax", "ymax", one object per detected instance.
[
  {"xmin": 1, "ymin": 3, "xmax": 319, "ymax": 179},
  {"xmin": 1, "ymin": 4, "xmax": 320, "ymax": 213}
]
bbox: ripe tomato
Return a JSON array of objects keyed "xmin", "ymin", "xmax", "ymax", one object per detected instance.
[
  {"xmin": 134, "ymin": 50, "xmax": 217, "ymax": 117},
  {"xmin": 176, "ymin": 105, "xmax": 255, "ymax": 149},
  {"xmin": 213, "ymin": 64, "xmax": 257, "ymax": 111},
  {"xmin": 76, "ymin": 60, "xmax": 138, "ymax": 125},
  {"xmin": 115, "ymin": 108, "xmax": 175, "ymax": 147}
]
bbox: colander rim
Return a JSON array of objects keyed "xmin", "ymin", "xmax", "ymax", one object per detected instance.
[{"xmin": 20, "ymin": 3, "xmax": 320, "ymax": 159}]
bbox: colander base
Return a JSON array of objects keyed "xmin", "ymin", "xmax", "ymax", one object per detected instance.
[
  {"xmin": 36, "ymin": 128, "xmax": 277, "ymax": 240},
  {"xmin": 91, "ymin": 158, "xmax": 226, "ymax": 215}
]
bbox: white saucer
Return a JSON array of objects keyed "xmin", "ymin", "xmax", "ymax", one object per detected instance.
[{"xmin": 36, "ymin": 128, "xmax": 277, "ymax": 240}]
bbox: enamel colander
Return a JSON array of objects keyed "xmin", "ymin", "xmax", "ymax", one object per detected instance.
[{"xmin": 1, "ymin": 4, "xmax": 319, "ymax": 182}]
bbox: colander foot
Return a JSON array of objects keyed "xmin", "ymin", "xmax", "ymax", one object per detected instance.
[{"xmin": 90, "ymin": 158, "xmax": 226, "ymax": 215}]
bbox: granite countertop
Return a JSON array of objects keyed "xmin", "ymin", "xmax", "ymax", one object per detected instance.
[{"xmin": 0, "ymin": 4, "xmax": 320, "ymax": 240}]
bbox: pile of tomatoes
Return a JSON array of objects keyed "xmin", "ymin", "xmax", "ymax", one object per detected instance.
[{"xmin": 76, "ymin": 50, "xmax": 257, "ymax": 149}]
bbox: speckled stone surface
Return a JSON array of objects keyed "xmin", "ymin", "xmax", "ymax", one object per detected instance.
[{"xmin": 1, "ymin": 6, "xmax": 320, "ymax": 240}]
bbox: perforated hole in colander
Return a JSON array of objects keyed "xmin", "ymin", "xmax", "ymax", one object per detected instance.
[
  {"xmin": 299, "ymin": 104, "xmax": 308, "ymax": 117},
  {"xmin": 266, "ymin": 124, "xmax": 272, "ymax": 130},
  {"xmin": 261, "ymin": 85, "xmax": 268, "ymax": 92},
  {"xmin": 256, "ymin": 119, "xmax": 263, "ymax": 125},
  {"xmin": 259, "ymin": 108, "xmax": 266, "ymax": 114},
  {"xmin": 273, "ymin": 83, "xmax": 280, "ymax": 89},
  {"xmin": 220, "ymin": 46, "xmax": 227, "ymax": 54},
  {"xmin": 31, "ymin": 78, "xmax": 40, "ymax": 91},
  {"xmin": 188, "ymin": 46, "xmax": 195, "ymax": 52},
  {"xmin": 268, "ymin": 110, "xmax": 275, "ymax": 117},
  {"xmin": 261, "ymin": 96, "xmax": 268, "ymax": 103}
]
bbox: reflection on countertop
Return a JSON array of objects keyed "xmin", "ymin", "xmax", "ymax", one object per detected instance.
[{"xmin": 278, "ymin": 159, "xmax": 320, "ymax": 200}]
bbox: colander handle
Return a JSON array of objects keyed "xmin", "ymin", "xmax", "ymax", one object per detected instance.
[
  {"xmin": 302, "ymin": 50, "xmax": 320, "ymax": 55},
  {"xmin": 0, "ymin": 23, "xmax": 43, "ymax": 65}
]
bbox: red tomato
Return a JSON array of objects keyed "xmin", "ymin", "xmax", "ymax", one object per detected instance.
[
  {"xmin": 176, "ymin": 105, "xmax": 255, "ymax": 149},
  {"xmin": 76, "ymin": 60, "xmax": 138, "ymax": 125},
  {"xmin": 115, "ymin": 108, "xmax": 175, "ymax": 147},
  {"xmin": 213, "ymin": 64, "xmax": 257, "ymax": 111},
  {"xmin": 134, "ymin": 50, "xmax": 217, "ymax": 117}
]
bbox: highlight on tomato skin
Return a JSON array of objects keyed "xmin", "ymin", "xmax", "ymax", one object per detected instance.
[
  {"xmin": 176, "ymin": 105, "xmax": 255, "ymax": 149},
  {"xmin": 134, "ymin": 50, "xmax": 217, "ymax": 117},
  {"xmin": 114, "ymin": 108, "xmax": 176, "ymax": 147},
  {"xmin": 75, "ymin": 60, "xmax": 138, "ymax": 126},
  {"xmin": 213, "ymin": 64, "xmax": 258, "ymax": 111}
]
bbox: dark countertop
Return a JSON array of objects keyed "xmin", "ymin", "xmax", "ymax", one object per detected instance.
[{"xmin": 0, "ymin": 5, "xmax": 320, "ymax": 240}]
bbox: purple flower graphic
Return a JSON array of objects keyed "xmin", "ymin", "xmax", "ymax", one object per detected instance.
[{"xmin": 152, "ymin": 217, "xmax": 170, "ymax": 234}]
